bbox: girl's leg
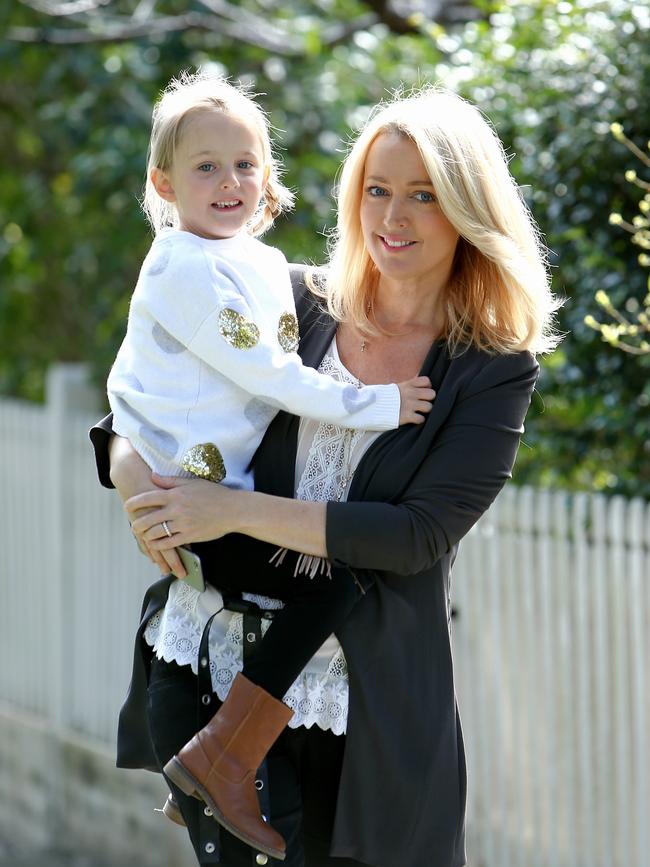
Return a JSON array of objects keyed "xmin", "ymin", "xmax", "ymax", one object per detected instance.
[
  {"xmin": 221, "ymin": 564, "xmax": 363, "ymax": 699},
  {"xmin": 147, "ymin": 656, "xmax": 305, "ymax": 865}
]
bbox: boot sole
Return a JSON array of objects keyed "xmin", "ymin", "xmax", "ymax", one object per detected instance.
[
  {"xmin": 161, "ymin": 794, "xmax": 187, "ymax": 827},
  {"xmin": 164, "ymin": 755, "xmax": 286, "ymax": 861}
]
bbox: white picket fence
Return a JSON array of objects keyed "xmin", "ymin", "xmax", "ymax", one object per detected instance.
[{"xmin": 1, "ymin": 364, "xmax": 648, "ymax": 867}]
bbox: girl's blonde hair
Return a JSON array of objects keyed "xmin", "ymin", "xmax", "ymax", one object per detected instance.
[
  {"xmin": 320, "ymin": 87, "xmax": 561, "ymax": 355},
  {"xmin": 143, "ymin": 69, "xmax": 294, "ymax": 236}
]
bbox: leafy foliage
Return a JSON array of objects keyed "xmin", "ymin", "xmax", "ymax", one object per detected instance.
[
  {"xmin": 1, "ymin": 0, "xmax": 649, "ymax": 495},
  {"xmin": 585, "ymin": 125, "xmax": 650, "ymax": 354}
]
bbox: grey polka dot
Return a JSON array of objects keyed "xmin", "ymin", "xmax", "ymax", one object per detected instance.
[
  {"xmin": 139, "ymin": 425, "xmax": 179, "ymax": 460},
  {"xmin": 146, "ymin": 246, "xmax": 171, "ymax": 276},
  {"xmin": 123, "ymin": 372, "xmax": 144, "ymax": 392},
  {"xmin": 112, "ymin": 397, "xmax": 179, "ymax": 460},
  {"xmin": 244, "ymin": 398, "xmax": 279, "ymax": 432},
  {"xmin": 260, "ymin": 395, "xmax": 291, "ymax": 412},
  {"xmin": 341, "ymin": 384, "xmax": 376, "ymax": 414},
  {"xmin": 152, "ymin": 322, "xmax": 185, "ymax": 354}
]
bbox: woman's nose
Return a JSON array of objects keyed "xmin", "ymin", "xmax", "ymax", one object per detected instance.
[{"xmin": 383, "ymin": 199, "xmax": 408, "ymax": 228}]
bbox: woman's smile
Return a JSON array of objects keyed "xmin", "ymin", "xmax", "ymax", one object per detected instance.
[{"xmin": 378, "ymin": 234, "xmax": 418, "ymax": 250}]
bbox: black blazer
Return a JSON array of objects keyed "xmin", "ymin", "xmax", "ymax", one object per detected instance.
[{"xmin": 90, "ymin": 266, "xmax": 539, "ymax": 867}]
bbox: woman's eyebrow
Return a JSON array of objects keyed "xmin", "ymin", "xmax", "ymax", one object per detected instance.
[{"xmin": 365, "ymin": 174, "xmax": 433, "ymax": 186}]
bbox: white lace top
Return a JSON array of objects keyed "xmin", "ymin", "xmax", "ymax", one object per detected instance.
[{"xmin": 144, "ymin": 337, "xmax": 381, "ymax": 734}]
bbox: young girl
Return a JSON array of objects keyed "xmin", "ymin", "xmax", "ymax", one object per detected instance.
[{"xmin": 107, "ymin": 70, "xmax": 434, "ymax": 861}]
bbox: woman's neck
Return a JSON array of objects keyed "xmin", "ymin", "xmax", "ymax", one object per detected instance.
[{"xmin": 372, "ymin": 277, "xmax": 445, "ymax": 335}]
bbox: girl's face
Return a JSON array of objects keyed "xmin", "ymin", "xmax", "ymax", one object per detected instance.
[
  {"xmin": 153, "ymin": 109, "xmax": 268, "ymax": 240},
  {"xmin": 359, "ymin": 132, "xmax": 459, "ymax": 294}
]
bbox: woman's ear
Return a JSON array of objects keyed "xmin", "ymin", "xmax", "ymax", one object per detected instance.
[{"xmin": 151, "ymin": 168, "xmax": 176, "ymax": 202}]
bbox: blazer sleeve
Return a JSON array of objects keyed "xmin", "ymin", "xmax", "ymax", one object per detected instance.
[
  {"xmin": 89, "ymin": 413, "xmax": 115, "ymax": 489},
  {"xmin": 326, "ymin": 351, "xmax": 539, "ymax": 575}
]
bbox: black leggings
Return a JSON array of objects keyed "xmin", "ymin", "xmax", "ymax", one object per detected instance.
[
  {"xmin": 147, "ymin": 656, "xmax": 369, "ymax": 867},
  {"xmin": 208, "ymin": 559, "xmax": 363, "ymax": 700}
]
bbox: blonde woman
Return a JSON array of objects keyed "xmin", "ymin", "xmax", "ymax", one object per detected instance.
[{"xmin": 93, "ymin": 86, "xmax": 559, "ymax": 867}]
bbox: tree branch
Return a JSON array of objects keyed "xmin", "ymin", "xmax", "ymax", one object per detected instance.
[
  {"xmin": 21, "ymin": 0, "xmax": 111, "ymax": 14},
  {"xmin": 9, "ymin": 0, "xmax": 480, "ymax": 50}
]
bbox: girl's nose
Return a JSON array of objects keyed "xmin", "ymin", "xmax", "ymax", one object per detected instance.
[{"xmin": 219, "ymin": 170, "xmax": 239, "ymax": 189}]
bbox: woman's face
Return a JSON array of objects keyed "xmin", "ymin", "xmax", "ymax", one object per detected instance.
[{"xmin": 359, "ymin": 132, "xmax": 459, "ymax": 293}]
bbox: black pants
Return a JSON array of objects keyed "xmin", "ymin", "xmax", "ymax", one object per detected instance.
[
  {"xmin": 147, "ymin": 656, "xmax": 368, "ymax": 867},
  {"xmin": 208, "ymin": 560, "xmax": 363, "ymax": 700}
]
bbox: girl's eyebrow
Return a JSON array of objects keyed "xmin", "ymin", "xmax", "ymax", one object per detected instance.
[
  {"xmin": 189, "ymin": 150, "xmax": 258, "ymax": 159},
  {"xmin": 366, "ymin": 174, "xmax": 434, "ymax": 186}
]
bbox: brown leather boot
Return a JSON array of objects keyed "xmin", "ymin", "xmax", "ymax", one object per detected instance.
[{"xmin": 163, "ymin": 673, "xmax": 293, "ymax": 861}]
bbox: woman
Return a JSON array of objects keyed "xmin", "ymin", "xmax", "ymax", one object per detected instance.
[{"xmin": 92, "ymin": 87, "xmax": 558, "ymax": 867}]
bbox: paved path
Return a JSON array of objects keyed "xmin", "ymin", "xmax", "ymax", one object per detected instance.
[{"xmin": 0, "ymin": 840, "xmax": 120, "ymax": 867}]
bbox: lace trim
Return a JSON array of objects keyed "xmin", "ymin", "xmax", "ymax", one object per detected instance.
[
  {"xmin": 271, "ymin": 353, "xmax": 363, "ymax": 576},
  {"xmin": 144, "ymin": 591, "xmax": 349, "ymax": 735}
]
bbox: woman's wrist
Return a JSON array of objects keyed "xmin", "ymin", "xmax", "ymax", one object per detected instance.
[
  {"xmin": 226, "ymin": 490, "xmax": 327, "ymax": 557},
  {"xmin": 227, "ymin": 489, "xmax": 262, "ymax": 536}
]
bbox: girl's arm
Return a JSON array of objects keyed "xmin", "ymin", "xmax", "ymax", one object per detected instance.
[{"xmin": 108, "ymin": 435, "xmax": 187, "ymax": 577}]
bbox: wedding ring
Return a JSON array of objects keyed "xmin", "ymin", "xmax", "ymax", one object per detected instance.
[{"xmin": 162, "ymin": 520, "xmax": 172, "ymax": 538}]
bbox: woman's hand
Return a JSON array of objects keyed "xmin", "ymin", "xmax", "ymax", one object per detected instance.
[
  {"xmin": 128, "ymin": 476, "xmax": 328, "ymax": 559},
  {"xmin": 126, "ymin": 474, "xmax": 241, "ymax": 550},
  {"xmin": 109, "ymin": 435, "xmax": 186, "ymax": 577}
]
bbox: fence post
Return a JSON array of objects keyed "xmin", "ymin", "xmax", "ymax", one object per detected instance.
[{"xmin": 46, "ymin": 363, "xmax": 100, "ymax": 731}]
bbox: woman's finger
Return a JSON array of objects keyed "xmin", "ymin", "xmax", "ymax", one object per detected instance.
[
  {"xmin": 163, "ymin": 548, "xmax": 187, "ymax": 578},
  {"xmin": 151, "ymin": 472, "xmax": 194, "ymax": 489},
  {"xmin": 131, "ymin": 510, "xmax": 173, "ymax": 536},
  {"xmin": 125, "ymin": 490, "xmax": 169, "ymax": 516},
  {"xmin": 141, "ymin": 519, "xmax": 178, "ymax": 543}
]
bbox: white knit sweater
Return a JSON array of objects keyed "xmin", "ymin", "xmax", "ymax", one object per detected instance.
[{"xmin": 108, "ymin": 229, "xmax": 399, "ymax": 490}]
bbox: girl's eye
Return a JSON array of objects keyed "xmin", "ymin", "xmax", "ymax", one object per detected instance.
[
  {"xmin": 366, "ymin": 185, "xmax": 388, "ymax": 197},
  {"xmin": 237, "ymin": 161, "xmax": 254, "ymax": 170},
  {"xmin": 414, "ymin": 190, "xmax": 436, "ymax": 203},
  {"xmin": 198, "ymin": 163, "xmax": 215, "ymax": 173}
]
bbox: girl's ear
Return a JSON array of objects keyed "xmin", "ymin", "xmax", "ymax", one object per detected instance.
[
  {"xmin": 262, "ymin": 164, "xmax": 271, "ymax": 190},
  {"xmin": 151, "ymin": 168, "xmax": 176, "ymax": 202}
]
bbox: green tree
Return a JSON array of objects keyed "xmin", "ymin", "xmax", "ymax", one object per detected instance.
[
  {"xmin": 585, "ymin": 124, "xmax": 650, "ymax": 355},
  {"xmin": 2, "ymin": 0, "xmax": 649, "ymax": 496}
]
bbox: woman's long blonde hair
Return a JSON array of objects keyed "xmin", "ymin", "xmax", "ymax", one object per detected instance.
[
  {"xmin": 320, "ymin": 87, "xmax": 560, "ymax": 355},
  {"xmin": 142, "ymin": 69, "xmax": 294, "ymax": 236}
]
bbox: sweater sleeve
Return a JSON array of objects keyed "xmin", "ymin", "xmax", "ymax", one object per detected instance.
[
  {"xmin": 326, "ymin": 352, "xmax": 539, "ymax": 575},
  {"xmin": 134, "ymin": 247, "xmax": 400, "ymax": 432}
]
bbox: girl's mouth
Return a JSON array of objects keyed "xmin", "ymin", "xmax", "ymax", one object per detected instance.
[{"xmin": 212, "ymin": 200, "xmax": 243, "ymax": 210}]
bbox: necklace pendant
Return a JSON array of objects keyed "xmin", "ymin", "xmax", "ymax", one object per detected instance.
[{"xmin": 360, "ymin": 339, "xmax": 367, "ymax": 352}]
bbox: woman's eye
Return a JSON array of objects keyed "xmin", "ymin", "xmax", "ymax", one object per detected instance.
[
  {"xmin": 366, "ymin": 186, "xmax": 388, "ymax": 197},
  {"xmin": 414, "ymin": 190, "xmax": 436, "ymax": 203}
]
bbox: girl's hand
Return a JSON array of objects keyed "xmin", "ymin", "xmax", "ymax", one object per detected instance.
[
  {"xmin": 397, "ymin": 376, "xmax": 436, "ymax": 425},
  {"xmin": 126, "ymin": 473, "xmax": 241, "ymax": 550}
]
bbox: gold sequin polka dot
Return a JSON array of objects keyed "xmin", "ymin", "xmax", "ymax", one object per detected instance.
[
  {"xmin": 277, "ymin": 312, "xmax": 299, "ymax": 353},
  {"xmin": 218, "ymin": 308, "xmax": 260, "ymax": 349},
  {"xmin": 181, "ymin": 443, "xmax": 226, "ymax": 483}
]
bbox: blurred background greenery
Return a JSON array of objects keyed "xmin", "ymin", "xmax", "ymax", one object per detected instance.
[{"xmin": 1, "ymin": 0, "xmax": 649, "ymax": 496}]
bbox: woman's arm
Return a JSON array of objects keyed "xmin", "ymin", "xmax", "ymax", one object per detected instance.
[
  {"xmin": 128, "ymin": 351, "xmax": 538, "ymax": 575},
  {"xmin": 129, "ymin": 476, "xmax": 327, "ymax": 557}
]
